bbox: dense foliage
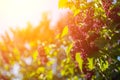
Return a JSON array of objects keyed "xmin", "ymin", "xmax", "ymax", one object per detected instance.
[{"xmin": 0, "ymin": 0, "xmax": 120, "ymax": 80}]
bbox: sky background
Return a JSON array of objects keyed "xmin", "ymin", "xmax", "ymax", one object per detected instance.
[{"xmin": 0, "ymin": 0, "xmax": 58, "ymax": 34}]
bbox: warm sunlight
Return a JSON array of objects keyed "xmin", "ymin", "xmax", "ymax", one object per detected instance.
[
  {"xmin": 0, "ymin": 0, "xmax": 120, "ymax": 79},
  {"xmin": 0, "ymin": 0, "xmax": 58, "ymax": 34}
]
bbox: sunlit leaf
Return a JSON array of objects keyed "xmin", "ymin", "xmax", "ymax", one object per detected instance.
[
  {"xmin": 37, "ymin": 67, "xmax": 45, "ymax": 74},
  {"xmin": 66, "ymin": 43, "xmax": 73, "ymax": 56},
  {"xmin": 61, "ymin": 69, "xmax": 66, "ymax": 76},
  {"xmin": 32, "ymin": 50, "xmax": 38, "ymax": 61},
  {"xmin": 46, "ymin": 70, "xmax": 53, "ymax": 79},
  {"xmin": 117, "ymin": 12, "xmax": 120, "ymax": 16},
  {"xmin": 99, "ymin": 59, "xmax": 109, "ymax": 71},
  {"xmin": 4, "ymin": 65, "xmax": 9, "ymax": 70},
  {"xmin": 68, "ymin": 67, "xmax": 74, "ymax": 75},
  {"xmin": 102, "ymin": 61, "xmax": 109, "ymax": 71},
  {"xmin": 13, "ymin": 47, "xmax": 20, "ymax": 60},
  {"xmin": 75, "ymin": 53, "xmax": 83, "ymax": 72},
  {"xmin": 29, "ymin": 72, "xmax": 35, "ymax": 78},
  {"xmin": 13, "ymin": 48, "xmax": 19, "ymax": 55},
  {"xmin": 74, "ymin": 8, "xmax": 80, "ymax": 16},
  {"xmin": 55, "ymin": 34, "xmax": 60, "ymax": 39},
  {"xmin": 61, "ymin": 26, "xmax": 68, "ymax": 37},
  {"xmin": 59, "ymin": 0, "xmax": 68, "ymax": 8},
  {"xmin": 74, "ymin": 76, "xmax": 79, "ymax": 80},
  {"xmin": 88, "ymin": 58, "xmax": 94, "ymax": 70},
  {"xmin": 30, "ymin": 41, "xmax": 36, "ymax": 47}
]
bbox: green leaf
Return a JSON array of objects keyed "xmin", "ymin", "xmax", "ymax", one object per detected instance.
[
  {"xmin": 99, "ymin": 59, "xmax": 109, "ymax": 71},
  {"xmin": 61, "ymin": 69, "xmax": 66, "ymax": 76},
  {"xmin": 37, "ymin": 67, "xmax": 45, "ymax": 74},
  {"xmin": 88, "ymin": 58, "xmax": 94, "ymax": 70},
  {"xmin": 75, "ymin": 53, "xmax": 83, "ymax": 72},
  {"xmin": 59, "ymin": 0, "xmax": 68, "ymax": 8},
  {"xmin": 117, "ymin": 12, "xmax": 120, "ymax": 16},
  {"xmin": 13, "ymin": 47, "xmax": 20, "ymax": 60},
  {"xmin": 55, "ymin": 34, "xmax": 60, "ymax": 39},
  {"xmin": 102, "ymin": 61, "xmax": 108, "ymax": 71},
  {"xmin": 74, "ymin": 8, "xmax": 80, "ymax": 16},
  {"xmin": 61, "ymin": 26, "xmax": 68, "ymax": 37},
  {"xmin": 66, "ymin": 43, "xmax": 73, "ymax": 56},
  {"xmin": 13, "ymin": 47, "xmax": 20, "ymax": 55},
  {"xmin": 30, "ymin": 72, "xmax": 35, "ymax": 77},
  {"xmin": 74, "ymin": 76, "xmax": 79, "ymax": 80},
  {"xmin": 46, "ymin": 70, "xmax": 53, "ymax": 79},
  {"xmin": 32, "ymin": 50, "xmax": 38, "ymax": 61}
]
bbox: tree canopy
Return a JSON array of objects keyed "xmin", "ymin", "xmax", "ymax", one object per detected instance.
[{"xmin": 0, "ymin": 0, "xmax": 120, "ymax": 80}]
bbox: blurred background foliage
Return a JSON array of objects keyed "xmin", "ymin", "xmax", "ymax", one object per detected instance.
[{"xmin": 0, "ymin": 0, "xmax": 120, "ymax": 80}]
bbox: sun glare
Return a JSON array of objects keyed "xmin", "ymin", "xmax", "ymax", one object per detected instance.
[{"xmin": 0, "ymin": 0, "xmax": 58, "ymax": 32}]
